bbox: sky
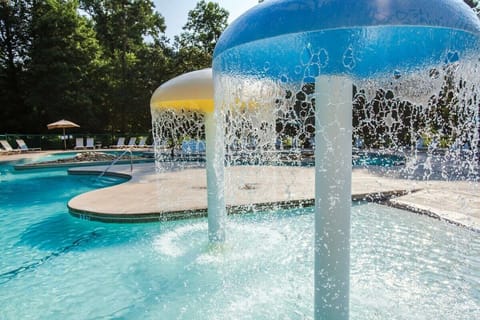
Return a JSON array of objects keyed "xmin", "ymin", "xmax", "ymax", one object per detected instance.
[{"xmin": 153, "ymin": 0, "xmax": 260, "ymax": 40}]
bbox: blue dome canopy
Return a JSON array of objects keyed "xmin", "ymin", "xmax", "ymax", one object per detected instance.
[{"xmin": 213, "ymin": 0, "xmax": 480, "ymax": 81}]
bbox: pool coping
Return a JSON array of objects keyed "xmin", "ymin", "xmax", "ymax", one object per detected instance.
[{"xmin": 67, "ymin": 191, "xmax": 410, "ymax": 224}]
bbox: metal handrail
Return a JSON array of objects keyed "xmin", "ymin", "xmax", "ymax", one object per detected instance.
[{"xmin": 97, "ymin": 148, "xmax": 133, "ymax": 179}]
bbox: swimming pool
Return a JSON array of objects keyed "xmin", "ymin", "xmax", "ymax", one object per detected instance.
[
  {"xmin": 36, "ymin": 150, "xmax": 152, "ymax": 162},
  {"xmin": 11, "ymin": 150, "xmax": 154, "ymax": 170},
  {"xmin": 0, "ymin": 161, "xmax": 478, "ymax": 319}
]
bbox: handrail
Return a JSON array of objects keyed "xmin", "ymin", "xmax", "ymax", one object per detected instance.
[{"xmin": 97, "ymin": 148, "xmax": 133, "ymax": 179}]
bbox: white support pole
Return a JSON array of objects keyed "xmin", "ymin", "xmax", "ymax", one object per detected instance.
[
  {"xmin": 314, "ymin": 75, "xmax": 352, "ymax": 320},
  {"xmin": 205, "ymin": 110, "xmax": 226, "ymax": 242}
]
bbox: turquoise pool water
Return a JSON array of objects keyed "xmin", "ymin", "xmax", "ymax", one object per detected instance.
[
  {"xmin": 29, "ymin": 150, "xmax": 150, "ymax": 163},
  {"xmin": 0, "ymin": 161, "xmax": 478, "ymax": 319},
  {"xmin": 228, "ymin": 151, "xmax": 405, "ymax": 167}
]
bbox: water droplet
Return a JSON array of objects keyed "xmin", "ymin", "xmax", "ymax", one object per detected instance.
[
  {"xmin": 308, "ymin": 64, "xmax": 320, "ymax": 78},
  {"xmin": 304, "ymin": 76, "xmax": 315, "ymax": 83},
  {"xmin": 446, "ymin": 51, "xmax": 459, "ymax": 63},
  {"xmin": 342, "ymin": 47, "xmax": 355, "ymax": 70},
  {"xmin": 319, "ymin": 49, "xmax": 329, "ymax": 67},
  {"xmin": 263, "ymin": 61, "xmax": 270, "ymax": 72},
  {"xmin": 300, "ymin": 47, "xmax": 312, "ymax": 65},
  {"xmin": 429, "ymin": 68, "xmax": 440, "ymax": 79}
]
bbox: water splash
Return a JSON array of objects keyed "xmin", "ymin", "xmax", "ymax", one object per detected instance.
[{"xmin": 151, "ymin": 108, "xmax": 206, "ymax": 172}]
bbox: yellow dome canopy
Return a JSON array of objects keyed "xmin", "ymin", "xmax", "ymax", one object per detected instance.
[{"xmin": 150, "ymin": 68, "xmax": 213, "ymax": 113}]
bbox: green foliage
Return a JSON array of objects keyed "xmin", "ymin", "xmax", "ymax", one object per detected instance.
[
  {"xmin": 0, "ymin": 0, "xmax": 478, "ymax": 138},
  {"xmin": 0, "ymin": 0, "xmax": 33, "ymax": 132},
  {"xmin": 178, "ymin": 1, "xmax": 228, "ymax": 55},
  {"xmin": 80, "ymin": 0, "xmax": 170, "ymax": 133},
  {"xmin": 24, "ymin": 0, "xmax": 106, "ymax": 132},
  {"xmin": 464, "ymin": 0, "xmax": 479, "ymax": 9},
  {"xmin": 0, "ymin": 0, "xmax": 175, "ymax": 135},
  {"xmin": 173, "ymin": 1, "xmax": 229, "ymax": 73}
]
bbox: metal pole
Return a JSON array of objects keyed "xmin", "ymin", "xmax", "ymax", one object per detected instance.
[
  {"xmin": 63, "ymin": 128, "xmax": 66, "ymax": 150},
  {"xmin": 314, "ymin": 75, "xmax": 352, "ymax": 319},
  {"xmin": 205, "ymin": 110, "xmax": 226, "ymax": 242}
]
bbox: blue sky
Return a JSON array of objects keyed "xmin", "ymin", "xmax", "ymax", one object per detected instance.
[{"xmin": 153, "ymin": 0, "xmax": 260, "ymax": 39}]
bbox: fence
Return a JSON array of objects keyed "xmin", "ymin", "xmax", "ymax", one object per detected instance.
[{"xmin": 0, "ymin": 133, "xmax": 153, "ymax": 150}]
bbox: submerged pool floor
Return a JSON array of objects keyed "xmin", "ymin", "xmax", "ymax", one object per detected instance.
[
  {"xmin": 0, "ymin": 156, "xmax": 479, "ymax": 319},
  {"xmin": 1, "ymin": 196, "xmax": 479, "ymax": 319}
]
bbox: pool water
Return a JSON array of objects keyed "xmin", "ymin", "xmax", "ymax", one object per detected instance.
[
  {"xmin": 0, "ymin": 162, "xmax": 479, "ymax": 319},
  {"xmin": 353, "ymin": 152, "xmax": 405, "ymax": 167},
  {"xmin": 27, "ymin": 150, "xmax": 151, "ymax": 163},
  {"xmin": 229, "ymin": 152, "xmax": 405, "ymax": 167}
]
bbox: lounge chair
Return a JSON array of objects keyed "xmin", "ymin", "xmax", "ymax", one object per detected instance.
[
  {"xmin": 0, "ymin": 140, "xmax": 19, "ymax": 154},
  {"xmin": 135, "ymin": 137, "xmax": 150, "ymax": 148},
  {"xmin": 74, "ymin": 137, "xmax": 85, "ymax": 150},
  {"xmin": 181, "ymin": 140, "xmax": 206, "ymax": 155},
  {"xmin": 354, "ymin": 136, "xmax": 364, "ymax": 149},
  {"xmin": 126, "ymin": 137, "xmax": 137, "ymax": 148},
  {"xmin": 85, "ymin": 138, "xmax": 95, "ymax": 149},
  {"xmin": 110, "ymin": 137, "xmax": 125, "ymax": 148},
  {"xmin": 16, "ymin": 139, "xmax": 41, "ymax": 152},
  {"xmin": 415, "ymin": 137, "xmax": 427, "ymax": 151}
]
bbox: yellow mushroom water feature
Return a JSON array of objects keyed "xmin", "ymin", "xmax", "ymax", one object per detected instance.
[
  {"xmin": 150, "ymin": 68, "xmax": 214, "ymax": 113},
  {"xmin": 150, "ymin": 68, "xmax": 226, "ymax": 242}
]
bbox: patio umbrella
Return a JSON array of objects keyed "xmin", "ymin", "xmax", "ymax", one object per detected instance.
[{"xmin": 47, "ymin": 119, "xmax": 80, "ymax": 150}]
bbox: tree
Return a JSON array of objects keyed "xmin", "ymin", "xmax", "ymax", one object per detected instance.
[
  {"xmin": 25, "ymin": 0, "xmax": 104, "ymax": 132},
  {"xmin": 464, "ymin": 0, "xmax": 480, "ymax": 17},
  {"xmin": 0, "ymin": 0, "xmax": 33, "ymax": 132},
  {"xmin": 464, "ymin": 0, "xmax": 479, "ymax": 9},
  {"xmin": 80, "ymin": 0, "xmax": 169, "ymax": 133},
  {"xmin": 174, "ymin": 0, "xmax": 228, "ymax": 73}
]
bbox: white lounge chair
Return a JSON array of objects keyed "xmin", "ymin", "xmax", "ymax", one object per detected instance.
[
  {"xmin": 181, "ymin": 140, "xmax": 206, "ymax": 155},
  {"xmin": 126, "ymin": 137, "xmax": 137, "ymax": 148},
  {"xmin": 0, "ymin": 140, "xmax": 19, "ymax": 154},
  {"xmin": 415, "ymin": 137, "xmax": 427, "ymax": 151},
  {"xmin": 74, "ymin": 137, "xmax": 85, "ymax": 150},
  {"xmin": 16, "ymin": 139, "xmax": 41, "ymax": 152},
  {"xmin": 110, "ymin": 137, "xmax": 125, "ymax": 148},
  {"xmin": 135, "ymin": 137, "xmax": 149, "ymax": 148},
  {"xmin": 85, "ymin": 138, "xmax": 95, "ymax": 149},
  {"xmin": 354, "ymin": 136, "xmax": 364, "ymax": 149}
]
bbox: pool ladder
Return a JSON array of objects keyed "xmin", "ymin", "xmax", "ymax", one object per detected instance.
[{"xmin": 97, "ymin": 148, "xmax": 133, "ymax": 179}]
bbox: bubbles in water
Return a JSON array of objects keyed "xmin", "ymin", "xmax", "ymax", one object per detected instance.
[
  {"xmin": 301, "ymin": 46, "xmax": 313, "ymax": 66},
  {"xmin": 342, "ymin": 47, "xmax": 356, "ymax": 70},
  {"xmin": 318, "ymin": 48, "xmax": 329, "ymax": 68}
]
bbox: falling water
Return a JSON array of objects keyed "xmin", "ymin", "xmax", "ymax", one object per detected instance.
[
  {"xmin": 149, "ymin": 3, "xmax": 480, "ymax": 318},
  {"xmin": 151, "ymin": 56, "xmax": 479, "ymax": 221},
  {"xmin": 151, "ymin": 108, "xmax": 205, "ymax": 172},
  {"xmin": 206, "ymin": 65, "xmax": 478, "ymax": 209},
  {"xmin": 148, "ymin": 57, "xmax": 480, "ymax": 320}
]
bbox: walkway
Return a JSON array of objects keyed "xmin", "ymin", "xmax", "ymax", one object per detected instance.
[{"xmin": 67, "ymin": 162, "xmax": 480, "ymax": 230}]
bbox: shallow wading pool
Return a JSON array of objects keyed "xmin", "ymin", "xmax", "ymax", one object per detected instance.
[{"xmin": 0, "ymin": 161, "xmax": 478, "ymax": 319}]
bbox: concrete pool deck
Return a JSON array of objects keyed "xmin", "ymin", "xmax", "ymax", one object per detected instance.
[
  {"xmin": 2, "ymin": 151, "xmax": 478, "ymax": 230},
  {"xmin": 66, "ymin": 161, "xmax": 480, "ymax": 231}
]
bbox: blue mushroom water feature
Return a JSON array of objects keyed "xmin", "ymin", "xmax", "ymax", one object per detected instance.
[{"xmin": 212, "ymin": 0, "xmax": 480, "ymax": 319}]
